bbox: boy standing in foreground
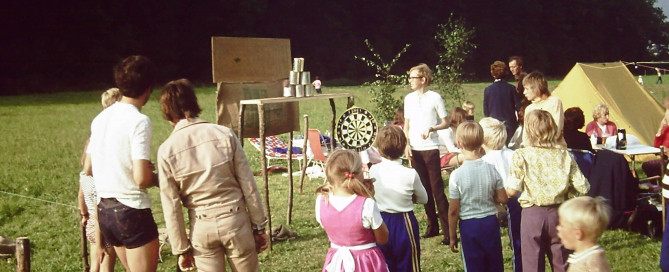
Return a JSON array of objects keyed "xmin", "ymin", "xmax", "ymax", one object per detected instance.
[
  {"xmin": 371, "ymin": 125, "xmax": 428, "ymax": 272},
  {"xmin": 557, "ymin": 196, "xmax": 612, "ymax": 272},
  {"xmin": 448, "ymin": 121, "xmax": 508, "ymax": 272}
]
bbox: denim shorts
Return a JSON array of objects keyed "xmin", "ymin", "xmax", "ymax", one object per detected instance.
[{"xmin": 97, "ymin": 198, "xmax": 158, "ymax": 249}]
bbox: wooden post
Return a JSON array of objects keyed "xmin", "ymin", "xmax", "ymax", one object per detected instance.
[
  {"xmin": 258, "ymin": 104, "xmax": 272, "ymax": 250},
  {"xmin": 238, "ymin": 104, "xmax": 246, "ymax": 146},
  {"xmin": 299, "ymin": 115, "xmax": 309, "ymax": 193},
  {"xmin": 16, "ymin": 237, "xmax": 29, "ymax": 272},
  {"xmin": 329, "ymin": 99, "xmax": 336, "ymax": 151},
  {"xmin": 81, "ymin": 215, "xmax": 89, "ymax": 272},
  {"xmin": 661, "ymin": 146, "xmax": 666, "ymax": 230},
  {"xmin": 287, "ymin": 130, "xmax": 294, "ymax": 225}
]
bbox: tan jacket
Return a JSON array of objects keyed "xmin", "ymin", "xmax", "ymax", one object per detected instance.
[{"xmin": 157, "ymin": 117, "xmax": 266, "ymax": 255}]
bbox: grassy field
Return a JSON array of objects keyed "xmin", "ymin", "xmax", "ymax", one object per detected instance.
[{"xmin": 0, "ymin": 78, "xmax": 666, "ymax": 271}]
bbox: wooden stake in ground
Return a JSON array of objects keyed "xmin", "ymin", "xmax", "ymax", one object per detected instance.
[
  {"xmin": 299, "ymin": 115, "xmax": 309, "ymax": 193},
  {"xmin": 80, "ymin": 214, "xmax": 89, "ymax": 272},
  {"xmin": 16, "ymin": 237, "xmax": 29, "ymax": 272}
]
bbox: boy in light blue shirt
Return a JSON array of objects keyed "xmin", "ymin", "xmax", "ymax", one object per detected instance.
[{"xmin": 447, "ymin": 121, "xmax": 507, "ymax": 272}]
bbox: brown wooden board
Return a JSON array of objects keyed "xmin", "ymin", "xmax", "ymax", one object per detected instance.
[
  {"xmin": 211, "ymin": 37, "xmax": 291, "ymax": 83},
  {"xmin": 212, "ymin": 37, "xmax": 298, "ymax": 137},
  {"xmin": 216, "ymin": 81, "xmax": 299, "ymax": 138}
]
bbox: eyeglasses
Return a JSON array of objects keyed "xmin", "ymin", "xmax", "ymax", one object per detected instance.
[{"xmin": 408, "ymin": 76, "xmax": 423, "ymax": 80}]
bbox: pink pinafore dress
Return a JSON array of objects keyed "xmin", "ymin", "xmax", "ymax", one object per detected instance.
[{"xmin": 320, "ymin": 195, "xmax": 388, "ymax": 272}]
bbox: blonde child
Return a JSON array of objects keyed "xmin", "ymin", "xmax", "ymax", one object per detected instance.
[
  {"xmin": 315, "ymin": 150, "xmax": 389, "ymax": 272},
  {"xmin": 462, "ymin": 101, "xmax": 475, "ymax": 121},
  {"xmin": 479, "ymin": 117, "xmax": 522, "ymax": 272},
  {"xmin": 506, "ymin": 109, "xmax": 590, "ymax": 272},
  {"xmin": 100, "ymin": 88, "xmax": 122, "ymax": 108},
  {"xmin": 370, "ymin": 125, "xmax": 428, "ymax": 271},
  {"xmin": 448, "ymin": 121, "xmax": 508, "ymax": 272},
  {"xmin": 78, "ymin": 88, "xmax": 123, "ymax": 272},
  {"xmin": 557, "ymin": 196, "xmax": 612, "ymax": 272}
]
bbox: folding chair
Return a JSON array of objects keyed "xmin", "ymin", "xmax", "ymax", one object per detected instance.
[
  {"xmin": 248, "ymin": 136, "xmax": 305, "ymax": 166},
  {"xmin": 306, "ymin": 129, "xmax": 329, "ymax": 170}
]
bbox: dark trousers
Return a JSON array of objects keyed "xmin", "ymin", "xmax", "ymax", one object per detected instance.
[
  {"xmin": 411, "ymin": 149, "xmax": 449, "ymax": 238},
  {"xmin": 378, "ymin": 211, "xmax": 421, "ymax": 272},
  {"xmin": 661, "ymin": 203, "xmax": 669, "ymax": 271},
  {"xmin": 460, "ymin": 215, "xmax": 504, "ymax": 272},
  {"xmin": 507, "ymin": 196, "xmax": 523, "ymax": 272}
]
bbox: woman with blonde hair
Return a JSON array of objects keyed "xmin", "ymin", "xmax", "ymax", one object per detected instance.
[{"xmin": 585, "ymin": 103, "xmax": 617, "ymax": 138}]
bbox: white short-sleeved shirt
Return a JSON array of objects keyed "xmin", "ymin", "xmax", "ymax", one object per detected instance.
[
  {"xmin": 481, "ymin": 148, "xmax": 515, "ymax": 186},
  {"xmin": 404, "ymin": 90, "xmax": 448, "ymax": 150},
  {"xmin": 437, "ymin": 127, "xmax": 460, "ymax": 155},
  {"xmin": 370, "ymin": 158, "xmax": 428, "ymax": 213},
  {"xmin": 87, "ymin": 102, "xmax": 152, "ymax": 209},
  {"xmin": 315, "ymin": 194, "xmax": 383, "ymax": 230},
  {"xmin": 449, "ymin": 159, "xmax": 504, "ymax": 220}
]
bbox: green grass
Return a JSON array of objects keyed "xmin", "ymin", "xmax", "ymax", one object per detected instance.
[{"xmin": 0, "ymin": 81, "xmax": 667, "ymax": 271}]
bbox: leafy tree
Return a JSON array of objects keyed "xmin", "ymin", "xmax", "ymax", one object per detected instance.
[
  {"xmin": 355, "ymin": 39, "xmax": 411, "ymax": 122},
  {"xmin": 433, "ymin": 15, "xmax": 476, "ymax": 108}
]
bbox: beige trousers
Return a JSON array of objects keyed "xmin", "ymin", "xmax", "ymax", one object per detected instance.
[{"xmin": 188, "ymin": 205, "xmax": 259, "ymax": 272}]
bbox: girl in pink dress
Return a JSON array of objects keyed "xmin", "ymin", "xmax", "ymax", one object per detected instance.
[{"xmin": 315, "ymin": 150, "xmax": 389, "ymax": 272}]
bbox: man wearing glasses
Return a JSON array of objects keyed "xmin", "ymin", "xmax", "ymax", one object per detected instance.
[{"xmin": 403, "ymin": 63, "xmax": 451, "ymax": 245}]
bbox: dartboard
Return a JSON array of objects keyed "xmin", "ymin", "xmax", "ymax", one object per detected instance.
[{"xmin": 336, "ymin": 107, "xmax": 378, "ymax": 152}]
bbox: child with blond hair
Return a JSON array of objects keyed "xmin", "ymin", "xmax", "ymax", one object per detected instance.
[
  {"xmin": 479, "ymin": 117, "xmax": 523, "ymax": 272},
  {"xmin": 448, "ymin": 121, "xmax": 507, "ymax": 272},
  {"xmin": 78, "ymin": 88, "xmax": 124, "ymax": 272},
  {"xmin": 371, "ymin": 125, "xmax": 428, "ymax": 271},
  {"xmin": 316, "ymin": 150, "xmax": 389, "ymax": 272},
  {"xmin": 462, "ymin": 101, "xmax": 475, "ymax": 121},
  {"xmin": 557, "ymin": 196, "xmax": 611, "ymax": 272},
  {"xmin": 506, "ymin": 110, "xmax": 590, "ymax": 272}
]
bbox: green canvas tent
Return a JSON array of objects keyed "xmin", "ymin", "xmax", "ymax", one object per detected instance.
[{"xmin": 552, "ymin": 62, "xmax": 664, "ymax": 146}]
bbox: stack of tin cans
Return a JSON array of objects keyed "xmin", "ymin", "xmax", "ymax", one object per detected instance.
[{"xmin": 284, "ymin": 58, "xmax": 315, "ymax": 97}]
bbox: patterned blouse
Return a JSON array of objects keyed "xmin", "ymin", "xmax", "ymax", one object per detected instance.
[{"xmin": 507, "ymin": 146, "xmax": 590, "ymax": 208}]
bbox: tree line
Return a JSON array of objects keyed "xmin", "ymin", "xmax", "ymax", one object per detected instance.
[{"xmin": 1, "ymin": 0, "xmax": 666, "ymax": 95}]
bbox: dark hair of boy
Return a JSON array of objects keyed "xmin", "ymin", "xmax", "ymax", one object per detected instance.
[
  {"xmin": 114, "ymin": 55, "xmax": 157, "ymax": 98},
  {"xmin": 375, "ymin": 125, "xmax": 407, "ymax": 160}
]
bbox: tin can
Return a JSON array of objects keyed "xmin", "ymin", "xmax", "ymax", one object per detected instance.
[
  {"xmin": 301, "ymin": 71, "xmax": 310, "ymax": 85},
  {"xmin": 289, "ymin": 71, "xmax": 300, "ymax": 85},
  {"xmin": 293, "ymin": 58, "xmax": 304, "ymax": 72},
  {"xmin": 295, "ymin": 84, "xmax": 304, "ymax": 97}
]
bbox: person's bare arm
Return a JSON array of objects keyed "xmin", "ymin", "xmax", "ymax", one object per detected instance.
[
  {"xmin": 77, "ymin": 186, "xmax": 88, "ymax": 226},
  {"xmin": 421, "ymin": 117, "xmax": 449, "ymax": 139},
  {"xmin": 506, "ymin": 188, "xmax": 519, "ymax": 198},
  {"xmin": 404, "ymin": 119, "xmax": 413, "ymax": 159},
  {"xmin": 448, "ymin": 200, "xmax": 460, "ymax": 253},
  {"xmin": 133, "ymin": 159, "xmax": 155, "ymax": 188},
  {"xmin": 373, "ymin": 222, "xmax": 389, "ymax": 245},
  {"xmin": 495, "ymin": 188, "xmax": 509, "ymax": 204},
  {"xmin": 83, "ymin": 155, "xmax": 93, "ymax": 176}
]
